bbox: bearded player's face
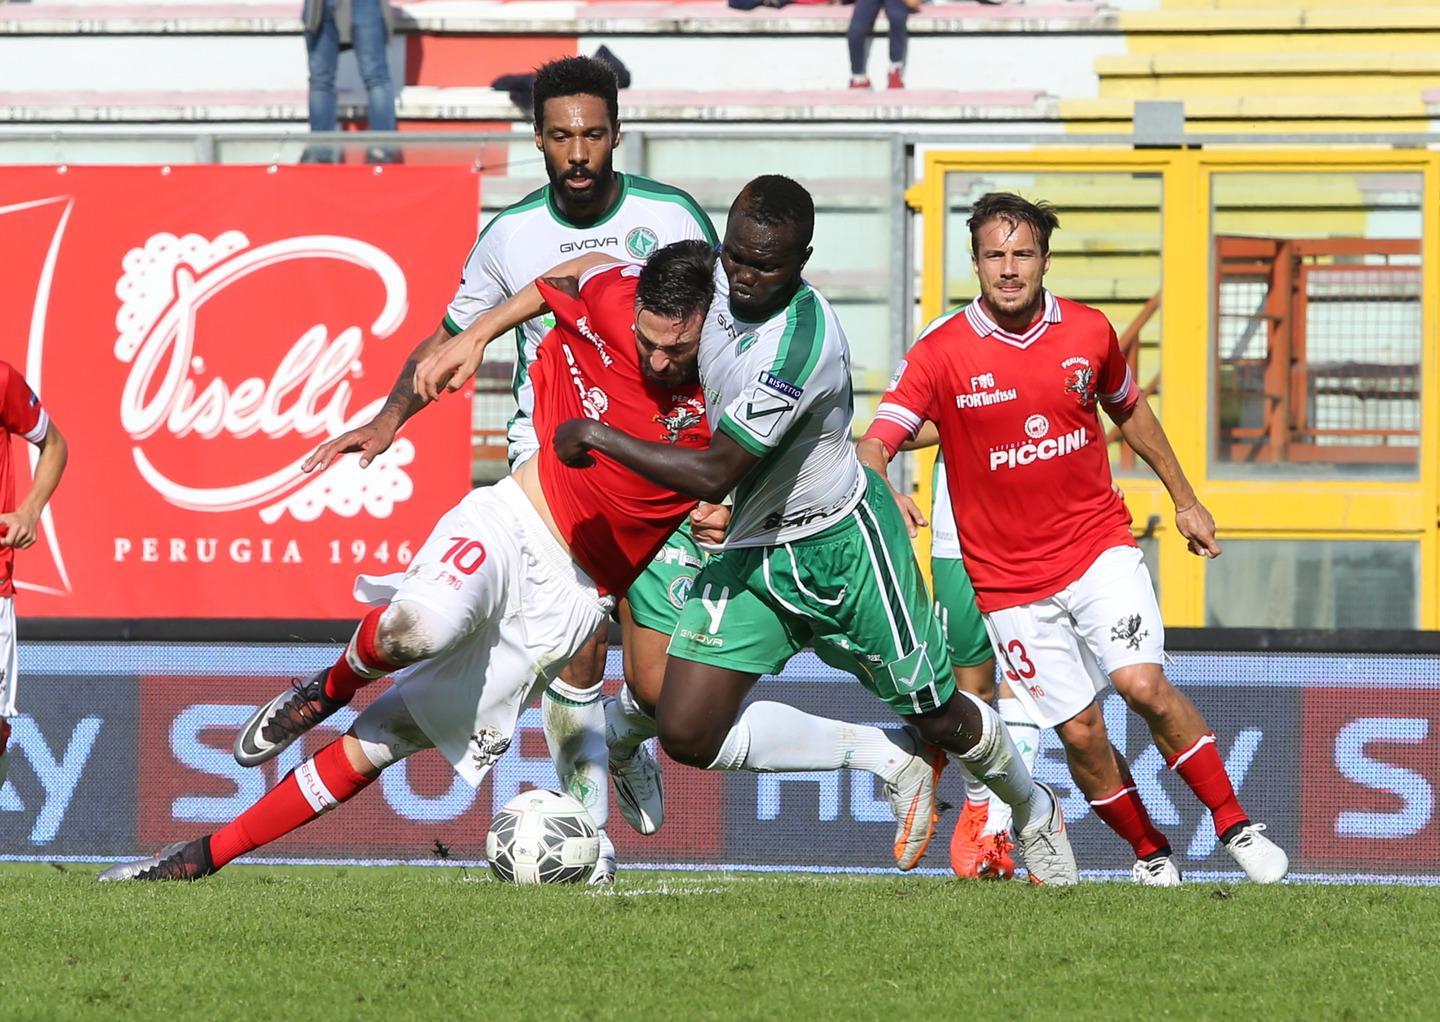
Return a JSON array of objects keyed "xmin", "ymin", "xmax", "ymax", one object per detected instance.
[
  {"xmin": 633, "ymin": 306, "xmax": 702, "ymax": 389},
  {"xmin": 971, "ymin": 217, "xmax": 1051, "ymax": 330},
  {"xmin": 535, "ymin": 94, "xmax": 619, "ymax": 219}
]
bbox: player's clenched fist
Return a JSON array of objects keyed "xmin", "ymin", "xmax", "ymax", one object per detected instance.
[
  {"xmin": 690, "ymin": 502, "xmax": 730, "ymax": 546},
  {"xmin": 302, "ymin": 417, "xmax": 398, "ymax": 473},
  {"xmin": 553, "ymin": 418, "xmax": 598, "ymax": 467},
  {"xmin": 1175, "ymin": 500, "xmax": 1221, "ymax": 558},
  {"xmin": 0, "ymin": 510, "xmax": 38, "ymax": 549}
]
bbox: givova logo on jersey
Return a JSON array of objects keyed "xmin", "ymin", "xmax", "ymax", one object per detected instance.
[{"xmin": 988, "ymin": 415, "xmax": 1090, "ymax": 471}]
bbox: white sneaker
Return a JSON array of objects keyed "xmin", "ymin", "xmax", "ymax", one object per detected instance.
[
  {"xmin": 605, "ymin": 696, "xmax": 665, "ymax": 835},
  {"xmin": 1015, "ymin": 782, "xmax": 1079, "ymax": 886},
  {"xmin": 1224, "ymin": 823, "xmax": 1288, "ymax": 883},
  {"xmin": 1132, "ymin": 855, "xmax": 1182, "ymax": 887},
  {"xmin": 588, "ymin": 829, "xmax": 616, "ymax": 886},
  {"xmin": 882, "ymin": 736, "xmax": 945, "ymax": 871}
]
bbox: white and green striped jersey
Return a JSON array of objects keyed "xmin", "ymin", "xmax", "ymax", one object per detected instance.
[
  {"xmin": 444, "ymin": 174, "xmax": 717, "ymax": 464},
  {"xmin": 700, "ymin": 265, "xmax": 865, "ymax": 549}
]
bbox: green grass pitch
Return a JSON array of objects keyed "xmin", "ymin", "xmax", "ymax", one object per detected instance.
[{"xmin": 3, "ymin": 864, "xmax": 1438, "ymax": 1021}]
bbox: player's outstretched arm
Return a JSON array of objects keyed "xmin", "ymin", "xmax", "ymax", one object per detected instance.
[
  {"xmin": 1107, "ymin": 397, "xmax": 1221, "ymax": 558},
  {"xmin": 0, "ymin": 420, "xmax": 68, "ymax": 549},
  {"xmin": 303, "ymin": 321, "xmax": 454, "ymax": 473},
  {"xmin": 414, "ymin": 254, "xmax": 624, "ymax": 403},
  {"xmin": 856, "ymin": 437, "xmax": 928, "ymax": 538},
  {"xmin": 554, "ymin": 419, "xmax": 757, "ymax": 503}
]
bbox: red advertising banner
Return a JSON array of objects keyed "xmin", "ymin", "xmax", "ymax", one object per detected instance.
[
  {"xmin": 1300, "ymin": 687, "xmax": 1440, "ymax": 871},
  {"xmin": 0, "ymin": 166, "xmax": 476, "ymax": 618}
]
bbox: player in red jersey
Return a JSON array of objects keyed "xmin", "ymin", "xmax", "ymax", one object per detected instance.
[
  {"xmin": 860, "ymin": 192, "xmax": 1288, "ymax": 885},
  {"xmin": 98, "ymin": 242, "xmax": 721, "ymax": 882},
  {"xmin": 101, "ymin": 240, "xmax": 944, "ymax": 882},
  {"xmin": 0, "ymin": 362, "xmax": 69, "ymax": 793}
]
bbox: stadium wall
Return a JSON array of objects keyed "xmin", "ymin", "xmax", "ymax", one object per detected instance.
[{"xmin": 5, "ymin": 632, "xmax": 1440, "ymax": 883}]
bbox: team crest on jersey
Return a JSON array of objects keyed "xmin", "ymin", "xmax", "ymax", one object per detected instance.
[
  {"xmin": 655, "ymin": 397, "xmax": 705, "ymax": 443},
  {"xmin": 736, "ymin": 331, "xmax": 759, "ymax": 354},
  {"xmin": 1024, "ymin": 414, "xmax": 1050, "ymax": 439},
  {"xmin": 667, "ymin": 573, "xmax": 694, "ymax": 610},
  {"xmin": 1062, "ymin": 357, "xmax": 1097, "ymax": 406},
  {"xmin": 584, "ymin": 387, "xmax": 610, "ymax": 418},
  {"xmin": 626, "ymin": 227, "xmax": 659, "ymax": 259}
]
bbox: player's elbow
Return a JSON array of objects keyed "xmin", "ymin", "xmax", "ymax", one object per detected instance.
[{"xmin": 693, "ymin": 476, "xmax": 733, "ymax": 504}]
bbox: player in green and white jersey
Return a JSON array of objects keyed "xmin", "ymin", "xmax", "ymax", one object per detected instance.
[
  {"xmin": 553, "ymin": 176, "xmax": 1078, "ymax": 882},
  {"xmin": 301, "ymin": 56, "xmax": 713, "ymax": 882}
]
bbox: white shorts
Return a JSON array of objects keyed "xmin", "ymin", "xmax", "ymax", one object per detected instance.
[
  {"xmin": 981, "ymin": 545, "xmax": 1163, "ymax": 730},
  {"xmin": 0, "ymin": 596, "xmax": 15, "ymax": 718},
  {"xmin": 354, "ymin": 476, "xmax": 614, "ymax": 786}
]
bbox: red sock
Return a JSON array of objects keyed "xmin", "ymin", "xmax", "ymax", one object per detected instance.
[
  {"xmin": 0, "ymin": 718, "xmax": 10, "ymax": 756},
  {"xmin": 323, "ymin": 607, "xmax": 403, "ymax": 703},
  {"xmin": 1168, "ymin": 732, "xmax": 1248, "ymax": 837},
  {"xmin": 209, "ymin": 740, "xmax": 375, "ymax": 868},
  {"xmin": 1089, "ymin": 785, "xmax": 1170, "ymax": 859}
]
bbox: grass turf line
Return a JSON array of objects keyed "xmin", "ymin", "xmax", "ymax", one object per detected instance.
[{"xmin": 2, "ymin": 864, "xmax": 1438, "ymax": 1022}]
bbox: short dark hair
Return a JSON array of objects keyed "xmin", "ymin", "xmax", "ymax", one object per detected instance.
[
  {"xmin": 732, "ymin": 175, "xmax": 815, "ymax": 248},
  {"xmin": 636, "ymin": 240, "xmax": 717, "ymax": 321},
  {"xmin": 532, "ymin": 56, "xmax": 619, "ymax": 131},
  {"xmin": 967, "ymin": 192, "xmax": 1060, "ymax": 256}
]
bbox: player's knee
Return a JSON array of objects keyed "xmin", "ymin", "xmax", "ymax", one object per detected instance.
[
  {"xmin": 1056, "ymin": 702, "xmax": 1109, "ymax": 756},
  {"xmin": 1112, "ymin": 665, "xmax": 1172, "ymax": 716},
  {"xmin": 375, "ymin": 600, "xmax": 464, "ymax": 665},
  {"xmin": 349, "ymin": 690, "xmax": 431, "ymax": 771},
  {"xmin": 912, "ymin": 690, "xmax": 986, "ymax": 754},
  {"xmin": 657, "ymin": 719, "xmax": 722, "ymax": 769}
]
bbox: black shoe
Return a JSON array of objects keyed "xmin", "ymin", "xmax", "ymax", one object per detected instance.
[
  {"xmin": 98, "ymin": 838, "xmax": 216, "ymax": 882},
  {"xmin": 233, "ymin": 670, "xmax": 349, "ymax": 767}
]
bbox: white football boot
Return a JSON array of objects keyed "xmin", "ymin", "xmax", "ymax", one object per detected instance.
[
  {"xmin": 1224, "ymin": 823, "xmax": 1289, "ymax": 883},
  {"xmin": 605, "ymin": 698, "xmax": 665, "ymax": 835},
  {"xmin": 1131, "ymin": 855, "xmax": 1183, "ymax": 888},
  {"xmin": 1015, "ymin": 782, "xmax": 1079, "ymax": 886},
  {"xmin": 588, "ymin": 829, "xmax": 617, "ymax": 886},
  {"xmin": 883, "ymin": 736, "xmax": 945, "ymax": 871}
]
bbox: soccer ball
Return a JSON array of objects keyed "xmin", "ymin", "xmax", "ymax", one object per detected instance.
[{"xmin": 486, "ymin": 789, "xmax": 600, "ymax": 885}]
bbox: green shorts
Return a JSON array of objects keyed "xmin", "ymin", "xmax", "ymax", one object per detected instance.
[
  {"xmin": 625, "ymin": 519, "xmax": 706, "ymax": 634},
  {"xmin": 931, "ymin": 556, "xmax": 994, "ymax": 668},
  {"xmin": 667, "ymin": 470, "xmax": 955, "ymax": 715}
]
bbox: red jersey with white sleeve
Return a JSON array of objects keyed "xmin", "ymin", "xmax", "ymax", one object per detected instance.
[
  {"xmin": 0, "ymin": 362, "xmax": 48, "ymax": 598},
  {"xmin": 532, "ymin": 263, "xmax": 709, "ymax": 596},
  {"xmin": 865, "ymin": 291, "xmax": 1140, "ymax": 612}
]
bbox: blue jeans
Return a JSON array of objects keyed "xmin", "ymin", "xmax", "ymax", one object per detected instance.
[
  {"xmin": 307, "ymin": 0, "xmax": 396, "ymax": 132},
  {"xmin": 847, "ymin": 0, "xmax": 910, "ymax": 74}
]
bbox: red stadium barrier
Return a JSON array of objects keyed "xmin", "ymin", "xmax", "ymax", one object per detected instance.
[{"xmin": 0, "ymin": 165, "xmax": 477, "ymax": 620}]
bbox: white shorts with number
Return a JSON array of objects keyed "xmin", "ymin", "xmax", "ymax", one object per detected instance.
[
  {"xmin": 354, "ymin": 476, "xmax": 614, "ymax": 787},
  {"xmin": 0, "ymin": 596, "xmax": 16, "ymax": 718},
  {"xmin": 981, "ymin": 545, "xmax": 1163, "ymax": 730}
]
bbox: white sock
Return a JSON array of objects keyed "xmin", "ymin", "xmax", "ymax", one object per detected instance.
[
  {"xmin": 958, "ymin": 762, "xmax": 990, "ymax": 806},
  {"xmin": 706, "ymin": 701, "xmax": 914, "ymax": 781},
  {"xmin": 543, "ymin": 681, "xmax": 610, "ymax": 830},
  {"xmin": 950, "ymin": 691, "xmax": 1049, "ymax": 835},
  {"xmin": 982, "ymin": 698, "xmax": 1042, "ymax": 836},
  {"xmin": 607, "ymin": 684, "xmax": 658, "ymax": 758}
]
